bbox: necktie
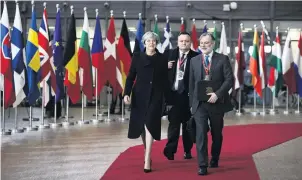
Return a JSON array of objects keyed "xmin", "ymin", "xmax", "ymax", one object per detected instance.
[
  {"xmin": 205, "ymin": 55, "xmax": 209, "ymax": 67},
  {"xmin": 179, "ymin": 53, "xmax": 186, "ymax": 69}
]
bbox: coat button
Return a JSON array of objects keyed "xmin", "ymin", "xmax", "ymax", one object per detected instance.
[{"xmin": 150, "ymin": 81, "xmax": 152, "ymax": 84}]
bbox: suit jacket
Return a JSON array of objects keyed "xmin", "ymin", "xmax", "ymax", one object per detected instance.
[
  {"xmin": 189, "ymin": 52, "xmax": 234, "ymax": 114},
  {"xmin": 165, "ymin": 48, "xmax": 199, "ymax": 105}
]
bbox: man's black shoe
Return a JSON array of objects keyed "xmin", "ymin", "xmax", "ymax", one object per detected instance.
[
  {"xmin": 198, "ymin": 167, "xmax": 208, "ymax": 176},
  {"xmin": 184, "ymin": 152, "xmax": 192, "ymax": 159},
  {"xmin": 163, "ymin": 149, "xmax": 174, "ymax": 160},
  {"xmin": 209, "ymin": 159, "xmax": 219, "ymax": 168}
]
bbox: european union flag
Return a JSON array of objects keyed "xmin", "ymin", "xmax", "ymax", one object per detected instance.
[
  {"xmin": 53, "ymin": 8, "xmax": 64, "ymax": 103},
  {"xmin": 133, "ymin": 18, "xmax": 144, "ymax": 53}
]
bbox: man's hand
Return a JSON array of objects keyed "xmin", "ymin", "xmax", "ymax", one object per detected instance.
[
  {"xmin": 207, "ymin": 93, "xmax": 218, "ymax": 103},
  {"xmin": 124, "ymin": 95, "xmax": 131, "ymax": 105},
  {"xmin": 168, "ymin": 61, "xmax": 175, "ymax": 69}
]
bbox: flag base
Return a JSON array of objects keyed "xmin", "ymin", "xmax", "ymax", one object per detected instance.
[
  {"xmin": 50, "ymin": 123, "xmax": 62, "ymax": 128},
  {"xmin": 22, "ymin": 117, "xmax": 39, "ymax": 121},
  {"xmin": 11, "ymin": 128, "xmax": 24, "ymax": 134},
  {"xmin": 118, "ymin": 117, "xmax": 129, "ymax": 121},
  {"xmin": 93, "ymin": 113, "xmax": 103, "ymax": 116},
  {"xmin": 25, "ymin": 126, "xmax": 38, "ymax": 131},
  {"xmin": 62, "ymin": 121, "xmax": 75, "ymax": 126},
  {"xmin": 294, "ymin": 110, "xmax": 301, "ymax": 114},
  {"xmin": 251, "ymin": 111, "xmax": 259, "ymax": 116},
  {"xmin": 77, "ymin": 120, "xmax": 90, "ymax": 125},
  {"xmin": 91, "ymin": 119, "xmax": 104, "ymax": 124},
  {"xmin": 39, "ymin": 124, "xmax": 50, "ymax": 129},
  {"xmin": 105, "ymin": 118, "xmax": 115, "ymax": 122},
  {"xmin": 283, "ymin": 110, "xmax": 291, "ymax": 115},
  {"xmin": 1, "ymin": 130, "xmax": 12, "ymax": 135}
]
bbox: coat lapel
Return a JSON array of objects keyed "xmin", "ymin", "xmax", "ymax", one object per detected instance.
[{"xmin": 195, "ymin": 54, "xmax": 202, "ymax": 81}]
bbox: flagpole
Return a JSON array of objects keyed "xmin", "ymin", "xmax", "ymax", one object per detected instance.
[
  {"xmin": 91, "ymin": 9, "xmax": 102, "ymax": 124},
  {"xmin": 51, "ymin": 94, "xmax": 62, "ymax": 128},
  {"xmin": 25, "ymin": 106, "xmax": 38, "ymax": 131},
  {"xmin": 284, "ymin": 86, "xmax": 290, "ymax": 115},
  {"xmin": 270, "ymin": 88, "xmax": 277, "ymax": 115},
  {"xmin": 11, "ymin": 107, "xmax": 24, "ymax": 134},
  {"xmin": 295, "ymin": 96, "xmax": 300, "ymax": 114},
  {"xmin": 1, "ymin": 85, "xmax": 11, "ymax": 135},
  {"xmin": 236, "ymin": 88, "xmax": 242, "ymax": 116},
  {"xmin": 105, "ymin": 85, "xmax": 112, "ymax": 122},
  {"xmin": 251, "ymin": 90, "xmax": 258, "ymax": 116},
  {"xmin": 260, "ymin": 89, "xmax": 266, "ymax": 116}
]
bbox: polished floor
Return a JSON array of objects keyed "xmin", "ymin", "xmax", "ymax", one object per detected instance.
[{"xmin": 1, "ymin": 107, "xmax": 302, "ymax": 180}]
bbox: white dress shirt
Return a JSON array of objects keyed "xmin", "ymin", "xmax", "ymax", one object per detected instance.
[{"xmin": 173, "ymin": 50, "xmax": 189, "ymax": 90}]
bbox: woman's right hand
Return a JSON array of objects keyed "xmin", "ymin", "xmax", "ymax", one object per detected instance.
[{"xmin": 124, "ymin": 95, "xmax": 131, "ymax": 105}]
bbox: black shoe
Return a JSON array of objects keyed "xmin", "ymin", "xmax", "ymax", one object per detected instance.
[
  {"xmin": 209, "ymin": 159, "xmax": 219, "ymax": 168},
  {"xmin": 144, "ymin": 168, "xmax": 152, "ymax": 173},
  {"xmin": 163, "ymin": 149, "xmax": 174, "ymax": 160},
  {"xmin": 198, "ymin": 167, "xmax": 208, "ymax": 176},
  {"xmin": 184, "ymin": 152, "xmax": 192, "ymax": 159}
]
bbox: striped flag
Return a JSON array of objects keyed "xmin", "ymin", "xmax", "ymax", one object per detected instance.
[
  {"xmin": 0, "ymin": 1, "xmax": 16, "ymax": 108},
  {"xmin": 268, "ymin": 31, "xmax": 283, "ymax": 97},
  {"xmin": 38, "ymin": 7, "xmax": 56, "ymax": 107},
  {"xmin": 11, "ymin": 1, "xmax": 27, "ymax": 107},
  {"xmin": 249, "ymin": 26, "xmax": 262, "ymax": 97},
  {"xmin": 78, "ymin": 8, "xmax": 93, "ymax": 101},
  {"xmin": 259, "ymin": 31, "xmax": 267, "ymax": 90},
  {"xmin": 294, "ymin": 32, "xmax": 302, "ymax": 97},
  {"xmin": 64, "ymin": 11, "xmax": 81, "ymax": 104}
]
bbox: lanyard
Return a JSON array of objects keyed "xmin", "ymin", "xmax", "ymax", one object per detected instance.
[{"xmin": 201, "ymin": 55, "xmax": 211, "ymax": 75}]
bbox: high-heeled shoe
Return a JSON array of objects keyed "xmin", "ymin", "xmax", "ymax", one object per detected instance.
[{"xmin": 143, "ymin": 160, "xmax": 152, "ymax": 173}]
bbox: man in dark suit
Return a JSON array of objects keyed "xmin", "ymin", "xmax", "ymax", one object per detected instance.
[
  {"xmin": 189, "ymin": 32, "xmax": 234, "ymax": 176},
  {"xmin": 163, "ymin": 32, "xmax": 199, "ymax": 161}
]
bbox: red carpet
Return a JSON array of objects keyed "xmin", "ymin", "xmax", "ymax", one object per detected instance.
[{"xmin": 101, "ymin": 123, "xmax": 302, "ymax": 180}]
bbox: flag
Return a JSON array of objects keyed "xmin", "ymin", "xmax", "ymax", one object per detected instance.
[
  {"xmin": 64, "ymin": 12, "xmax": 81, "ymax": 104},
  {"xmin": 191, "ymin": 20, "xmax": 198, "ymax": 51},
  {"xmin": 133, "ymin": 18, "xmax": 144, "ymax": 53},
  {"xmin": 0, "ymin": 2, "xmax": 16, "ymax": 108},
  {"xmin": 161, "ymin": 18, "xmax": 173, "ymax": 52},
  {"xmin": 11, "ymin": 1, "xmax": 27, "ymax": 107},
  {"xmin": 78, "ymin": 9, "xmax": 93, "ymax": 101},
  {"xmin": 91, "ymin": 12, "xmax": 105, "ymax": 96},
  {"xmin": 153, "ymin": 17, "xmax": 162, "ymax": 51},
  {"xmin": 197, "ymin": 23, "xmax": 208, "ymax": 54},
  {"xmin": 268, "ymin": 32, "xmax": 283, "ymax": 97},
  {"xmin": 294, "ymin": 32, "xmax": 302, "ymax": 97},
  {"xmin": 233, "ymin": 29, "xmax": 245, "ymax": 90},
  {"xmin": 38, "ymin": 7, "xmax": 56, "ymax": 107},
  {"xmin": 53, "ymin": 7, "xmax": 64, "ymax": 103},
  {"xmin": 213, "ymin": 24, "xmax": 218, "ymax": 52},
  {"xmin": 117, "ymin": 18, "xmax": 132, "ymax": 94},
  {"xmin": 249, "ymin": 27, "xmax": 262, "ymax": 97},
  {"xmin": 104, "ymin": 16, "xmax": 117, "ymax": 94},
  {"xmin": 282, "ymin": 32, "xmax": 297, "ymax": 95},
  {"xmin": 25, "ymin": 5, "xmax": 40, "ymax": 105},
  {"xmin": 259, "ymin": 31, "xmax": 267, "ymax": 90},
  {"xmin": 218, "ymin": 23, "xmax": 228, "ymax": 55},
  {"xmin": 180, "ymin": 18, "xmax": 185, "ymax": 32}
]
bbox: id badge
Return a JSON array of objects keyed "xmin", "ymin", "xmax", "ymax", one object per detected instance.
[{"xmin": 177, "ymin": 71, "xmax": 184, "ymax": 80}]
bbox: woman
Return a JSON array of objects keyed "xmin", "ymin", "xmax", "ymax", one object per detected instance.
[{"xmin": 123, "ymin": 31, "xmax": 168, "ymax": 173}]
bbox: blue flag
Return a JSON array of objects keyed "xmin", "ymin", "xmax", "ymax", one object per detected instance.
[
  {"xmin": 133, "ymin": 18, "xmax": 144, "ymax": 53},
  {"xmin": 53, "ymin": 9, "xmax": 65, "ymax": 103}
]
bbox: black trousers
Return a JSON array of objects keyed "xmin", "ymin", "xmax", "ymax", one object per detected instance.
[
  {"xmin": 165, "ymin": 91, "xmax": 193, "ymax": 154},
  {"xmin": 110, "ymin": 93, "xmax": 123, "ymax": 113},
  {"xmin": 193, "ymin": 103, "xmax": 224, "ymax": 168},
  {"xmin": 45, "ymin": 96, "xmax": 62, "ymax": 118}
]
